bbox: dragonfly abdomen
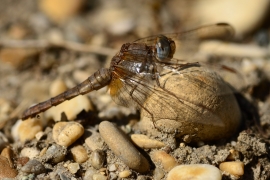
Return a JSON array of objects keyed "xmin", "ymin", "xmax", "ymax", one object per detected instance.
[{"xmin": 22, "ymin": 68, "xmax": 111, "ymax": 120}]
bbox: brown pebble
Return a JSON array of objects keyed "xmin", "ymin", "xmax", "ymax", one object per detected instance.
[
  {"xmin": 0, "ymin": 155, "xmax": 17, "ymax": 178},
  {"xmin": 16, "ymin": 157, "xmax": 30, "ymax": 166},
  {"xmin": 219, "ymin": 161, "xmax": 244, "ymax": 177},
  {"xmin": 0, "ymin": 48, "xmax": 39, "ymax": 69},
  {"xmin": 1, "ymin": 147, "xmax": 13, "ymax": 167},
  {"xmin": 99, "ymin": 121, "xmax": 149, "ymax": 173}
]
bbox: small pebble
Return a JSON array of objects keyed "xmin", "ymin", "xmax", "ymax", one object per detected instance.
[
  {"xmin": 131, "ymin": 134, "xmax": 165, "ymax": 149},
  {"xmin": 67, "ymin": 163, "xmax": 80, "ymax": 174},
  {"xmin": 16, "ymin": 157, "xmax": 30, "ymax": 166},
  {"xmin": 226, "ymin": 149, "xmax": 241, "ymax": 161},
  {"xmin": 85, "ymin": 132, "xmax": 105, "ymax": 151},
  {"xmin": 219, "ymin": 161, "xmax": 244, "ymax": 177},
  {"xmin": 108, "ymin": 164, "xmax": 117, "ymax": 172},
  {"xmin": 71, "ymin": 145, "xmax": 88, "ymax": 163},
  {"xmin": 20, "ymin": 147, "xmax": 40, "ymax": 159},
  {"xmin": 45, "ymin": 79, "xmax": 92, "ymax": 121},
  {"xmin": 53, "ymin": 121, "xmax": 84, "ymax": 147},
  {"xmin": 0, "ymin": 155, "xmax": 18, "ymax": 178},
  {"xmin": 153, "ymin": 167, "xmax": 165, "ymax": 180},
  {"xmin": 92, "ymin": 173, "xmax": 107, "ymax": 180},
  {"xmin": 18, "ymin": 118, "xmax": 43, "ymax": 142},
  {"xmin": 118, "ymin": 170, "xmax": 132, "ymax": 178},
  {"xmin": 99, "ymin": 121, "xmax": 149, "ymax": 173},
  {"xmin": 21, "ymin": 159, "xmax": 46, "ymax": 175},
  {"xmin": 150, "ymin": 150, "xmax": 178, "ymax": 172},
  {"xmin": 39, "ymin": 0, "xmax": 85, "ymax": 23},
  {"xmin": 43, "ymin": 144, "xmax": 67, "ymax": 163},
  {"xmin": 90, "ymin": 149, "xmax": 105, "ymax": 169},
  {"xmin": 167, "ymin": 164, "xmax": 222, "ymax": 180},
  {"xmin": 1, "ymin": 147, "xmax": 14, "ymax": 166},
  {"xmin": 35, "ymin": 131, "xmax": 45, "ymax": 140},
  {"xmin": 110, "ymin": 172, "xmax": 117, "ymax": 180},
  {"xmin": 83, "ymin": 168, "xmax": 97, "ymax": 180}
]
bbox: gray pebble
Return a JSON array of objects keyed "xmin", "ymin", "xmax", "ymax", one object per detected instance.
[
  {"xmin": 83, "ymin": 167, "xmax": 96, "ymax": 180},
  {"xmin": 109, "ymin": 172, "xmax": 117, "ymax": 180},
  {"xmin": 21, "ymin": 159, "xmax": 46, "ymax": 175},
  {"xmin": 90, "ymin": 149, "xmax": 105, "ymax": 169},
  {"xmin": 99, "ymin": 121, "xmax": 149, "ymax": 173},
  {"xmin": 59, "ymin": 173, "xmax": 71, "ymax": 180},
  {"xmin": 43, "ymin": 144, "xmax": 67, "ymax": 163}
]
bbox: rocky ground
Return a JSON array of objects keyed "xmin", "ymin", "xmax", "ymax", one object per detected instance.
[{"xmin": 0, "ymin": 0, "xmax": 270, "ymax": 180}]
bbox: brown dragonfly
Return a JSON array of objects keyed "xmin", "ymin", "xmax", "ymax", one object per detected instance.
[{"xmin": 22, "ymin": 23, "xmax": 235, "ymax": 122}]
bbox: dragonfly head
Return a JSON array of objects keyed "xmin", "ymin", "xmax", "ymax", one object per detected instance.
[{"xmin": 155, "ymin": 35, "xmax": 176, "ymax": 61}]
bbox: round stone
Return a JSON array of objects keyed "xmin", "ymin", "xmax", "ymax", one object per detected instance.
[{"xmin": 53, "ymin": 121, "xmax": 84, "ymax": 147}]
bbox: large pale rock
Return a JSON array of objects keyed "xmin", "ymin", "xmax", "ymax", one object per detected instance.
[{"xmin": 139, "ymin": 66, "xmax": 241, "ymax": 142}]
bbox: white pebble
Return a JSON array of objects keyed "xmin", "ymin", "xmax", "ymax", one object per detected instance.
[
  {"xmin": 20, "ymin": 147, "xmax": 40, "ymax": 159},
  {"xmin": 67, "ymin": 163, "xmax": 80, "ymax": 174},
  {"xmin": 53, "ymin": 121, "xmax": 84, "ymax": 147},
  {"xmin": 108, "ymin": 164, "xmax": 117, "ymax": 172},
  {"xmin": 167, "ymin": 164, "xmax": 222, "ymax": 180}
]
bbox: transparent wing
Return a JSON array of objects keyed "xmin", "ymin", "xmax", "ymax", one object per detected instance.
[
  {"xmin": 108, "ymin": 62, "xmax": 230, "ymax": 126},
  {"xmin": 134, "ymin": 23, "xmax": 235, "ymax": 67},
  {"xmin": 134, "ymin": 23, "xmax": 234, "ymax": 45}
]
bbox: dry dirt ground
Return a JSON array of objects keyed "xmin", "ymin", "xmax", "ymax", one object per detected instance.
[{"xmin": 0, "ymin": 0, "xmax": 270, "ymax": 180}]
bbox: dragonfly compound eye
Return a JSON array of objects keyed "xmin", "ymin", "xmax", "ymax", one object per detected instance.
[{"xmin": 155, "ymin": 35, "xmax": 175, "ymax": 61}]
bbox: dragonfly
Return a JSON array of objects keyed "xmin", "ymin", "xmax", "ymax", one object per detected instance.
[{"xmin": 21, "ymin": 23, "xmax": 235, "ymax": 123}]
